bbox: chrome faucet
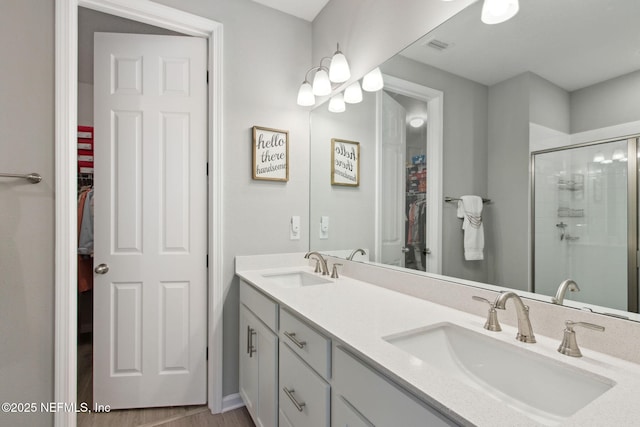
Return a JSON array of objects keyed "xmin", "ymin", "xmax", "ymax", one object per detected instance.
[
  {"xmin": 494, "ymin": 292, "xmax": 536, "ymax": 343},
  {"xmin": 552, "ymin": 279, "xmax": 580, "ymax": 305},
  {"xmin": 347, "ymin": 248, "xmax": 366, "ymax": 260},
  {"xmin": 304, "ymin": 251, "xmax": 330, "ymax": 275}
]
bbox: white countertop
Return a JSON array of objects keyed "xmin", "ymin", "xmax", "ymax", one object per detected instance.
[{"xmin": 236, "ymin": 262, "xmax": 640, "ymax": 427}]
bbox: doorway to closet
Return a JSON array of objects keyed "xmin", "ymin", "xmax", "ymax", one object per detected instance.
[
  {"xmin": 73, "ymin": 7, "xmax": 217, "ymax": 426},
  {"xmin": 56, "ymin": 2, "xmax": 225, "ymax": 425}
]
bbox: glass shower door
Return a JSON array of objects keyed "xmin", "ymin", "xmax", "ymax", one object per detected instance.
[{"xmin": 532, "ymin": 139, "xmax": 634, "ymax": 311}]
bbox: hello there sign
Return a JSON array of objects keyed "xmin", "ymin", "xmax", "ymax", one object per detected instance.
[
  {"xmin": 331, "ymin": 138, "xmax": 360, "ymax": 187},
  {"xmin": 252, "ymin": 126, "xmax": 289, "ymax": 181}
]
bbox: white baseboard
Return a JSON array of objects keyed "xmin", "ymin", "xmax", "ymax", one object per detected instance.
[{"xmin": 221, "ymin": 393, "xmax": 245, "ymax": 413}]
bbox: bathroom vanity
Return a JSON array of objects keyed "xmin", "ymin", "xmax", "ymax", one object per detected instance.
[{"xmin": 236, "ymin": 253, "xmax": 640, "ymax": 426}]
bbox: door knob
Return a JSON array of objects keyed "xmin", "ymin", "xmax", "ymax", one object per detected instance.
[
  {"xmin": 94, "ymin": 263, "xmax": 109, "ymax": 274},
  {"xmin": 401, "ymin": 247, "xmax": 410, "ymax": 253},
  {"xmin": 423, "ymin": 248, "xmax": 432, "ymax": 255}
]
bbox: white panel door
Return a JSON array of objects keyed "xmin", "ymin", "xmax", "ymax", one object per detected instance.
[
  {"xmin": 380, "ymin": 92, "xmax": 407, "ymax": 266},
  {"xmin": 93, "ymin": 32, "xmax": 207, "ymax": 409}
]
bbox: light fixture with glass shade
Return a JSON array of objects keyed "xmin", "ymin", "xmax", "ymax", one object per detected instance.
[
  {"xmin": 329, "ymin": 44, "xmax": 350, "ymax": 83},
  {"xmin": 344, "ymin": 81, "xmax": 363, "ymax": 104},
  {"xmin": 296, "ymin": 79, "xmax": 315, "ymax": 106},
  {"xmin": 312, "ymin": 67, "xmax": 332, "ymax": 96},
  {"xmin": 328, "ymin": 93, "xmax": 346, "ymax": 113},
  {"xmin": 481, "ymin": 0, "xmax": 519, "ymax": 25},
  {"xmin": 362, "ymin": 67, "xmax": 384, "ymax": 92},
  {"xmin": 297, "ymin": 44, "xmax": 384, "ymax": 109}
]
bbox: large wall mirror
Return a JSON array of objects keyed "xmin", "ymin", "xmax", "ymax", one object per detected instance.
[{"xmin": 309, "ymin": 0, "xmax": 640, "ymax": 321}]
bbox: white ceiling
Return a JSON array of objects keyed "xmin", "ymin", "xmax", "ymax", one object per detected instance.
[
  {"xmin": 251, "ymin": 0, "xmax": 330, "ymax": 21},
  {"xmin": 400, "ymin": 0, "xmax": 640, "ymax": 91}
]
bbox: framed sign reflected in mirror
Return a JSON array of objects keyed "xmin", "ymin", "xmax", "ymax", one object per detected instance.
[
  {"xmin": 331, "ymin": 138, "xmax": 360, "ymax": 187},
  {"xmin": 252, "ymin": 125, "xmax": 289, "ymax": 182}
]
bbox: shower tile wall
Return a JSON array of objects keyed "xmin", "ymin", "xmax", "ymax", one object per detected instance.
[{"xmin": 534, "ymin": 140, "xmax": 628, "ymax": 310}]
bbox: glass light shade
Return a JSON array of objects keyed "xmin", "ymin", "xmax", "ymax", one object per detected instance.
[
  {"xmin": 296, "ymin": 81, "xmax": 315, "ymax": 106},
  {"xmin": 344, "ymin": 81, "xmax": 363, "ymax": 104},
  {"xmin": 409, "ymin": 118, "xmax": 425, "ymax": 128},
  {"xmin": 329, "ymin": 51, "xmax": 350, "ymax": 83},
  {"xmin": 362, "ymin": 67, "xmax": 384, "ymax": 92},
  {"xmin": 328, "ymin": 93, "xmax": 346, "ymax": 113},
  {"xmin": 312, "ymin": 68, "xmax": 332, "ymax": 96},
  {"xmin": 481, "ymin": 0, "xmax": 519, "ymax": 25}
]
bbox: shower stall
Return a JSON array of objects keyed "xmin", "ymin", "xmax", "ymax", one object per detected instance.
[{"xmin": 532, "ymin": 136, "xmax": 639, "ymax": 313}]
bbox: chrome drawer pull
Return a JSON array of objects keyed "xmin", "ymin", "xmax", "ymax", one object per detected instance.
[
  {"xmin": 283, "ymin": 387, "xmax": 306, "ymax": 412},
  {"xmin": 247, "ymin": 326, "xmax": 256, "ymax": 357},
  {"xmin": 283, "ymin": 331, "xmax": 306, "ymax": 349}
]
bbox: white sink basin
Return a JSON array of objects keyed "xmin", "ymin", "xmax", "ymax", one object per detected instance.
[
  {"xmin": 383, "ymin": 322, "xmax": 614, "ymax": 425},
  {"xmin": 261, "ymin": 271, "xmax": 332, "ymax": 288}
]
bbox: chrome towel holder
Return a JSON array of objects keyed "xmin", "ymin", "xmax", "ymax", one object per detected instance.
[
  {"xmin": 445, "ymin": 196, "xmax": 491, "ymax": 204},
  {"xmin": 0, "ymin": 172, "xmax": 42, "ymax": 184}
]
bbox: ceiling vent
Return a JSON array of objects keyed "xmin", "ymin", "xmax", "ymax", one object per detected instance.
[{"xmin": 425, "ymin": 39, "xmax": 450, "ymax": 51}]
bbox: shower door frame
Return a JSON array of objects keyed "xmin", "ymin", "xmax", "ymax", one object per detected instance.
[{"xmin": 530, "ymin": 135, "xmax": 639, "ymax": 313}]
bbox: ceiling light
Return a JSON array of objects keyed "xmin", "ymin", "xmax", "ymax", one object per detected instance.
[
  {"xmin": 296, "ymin": 80, "xmax": 315, "ymax": 106},
  {"xmin": 328, "ymin": 93, "xmax": 346, "ymax": 113},
  {"xmin": 409, "ymin": 118, "xmax": 425, "ymax": 128},
  {"xmin": 344, "ymin": 81, "xmax": 363, "ymax": 104},
  {"xmin": 329, "ymin": 44, "xmax": 350, "ymax": 83},
  {"xmin": 481, "ymin": 0, "xmax": 519, "ymax": 25},
  {"xmin": 362, "ymin": 67, "xmax": 384, "ymax": 92}
]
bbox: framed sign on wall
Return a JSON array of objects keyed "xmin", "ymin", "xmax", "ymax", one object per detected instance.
[
  {"xmin": 252, "ymin": 126, "xmax": 289, "ymax": 181},
  {"xmin": 331, "ymin": 138, "xmax": 360, "ymax": 187}
]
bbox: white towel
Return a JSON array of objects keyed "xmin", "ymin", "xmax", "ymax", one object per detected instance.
[{"xmin": 457, "ymin": 195, "xmax": 484, "ymax": 261}]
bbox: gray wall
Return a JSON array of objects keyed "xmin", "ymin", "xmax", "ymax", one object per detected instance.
[
  {"xmin": 486, "ymin": 74, "xmax": 531, "ymax": 291},
  {"xmin": 0, "ymin": 1, "xmax": 55, "ymax": 426},
  {"xmin": 309, "ymin": 91, "xmax": 376, "ymax": 254},
  {"xmin": 571, "ymin": 69, "xmax": 640, "ymax": 134},
  {"xmin": 382, "ymin": 55, "xmax": 489, "ymax": 283},
  {"xmin": 153, "ymin": 0, "xmax": 312, "ymax": 397},
  {"xmin": 486, "ymin": 72, "xmax": 570, "ymax": 291}
]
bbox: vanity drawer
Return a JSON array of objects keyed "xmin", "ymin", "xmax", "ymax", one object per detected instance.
[
  {"xmin": 279, "ymin": 342, "xmax": 330, "ymax": 427},
  {"xmin": 240, "ymin": 280, "xmax": 278, "ymax": 332},
  {"xmin": 333, "ymin": 346, "xmax": 457, "ymax": 427},
  {"xmin": 280, "ymin": 308, "xmax": 331, "ymax": 379}
]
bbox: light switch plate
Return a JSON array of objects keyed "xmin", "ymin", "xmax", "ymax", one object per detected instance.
[
  {"xmin": 319, "ymin": 216, "xmax": 329, "ymax": 239},
  {"xmin": 290, "ymin": 216, "xmax": 300, "ymax": 240}
]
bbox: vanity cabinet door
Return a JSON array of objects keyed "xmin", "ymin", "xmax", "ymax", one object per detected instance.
[
  {"xmin": 333, "ymin": 345, "xmax": 458, "ymax": 427},
  {"xmin": 332, "ymin": 395, "xmax": 373, "ymax": 427},
  {"xmin": 239, "ymin": 304, "xmax": 278, "ymax": 427}
]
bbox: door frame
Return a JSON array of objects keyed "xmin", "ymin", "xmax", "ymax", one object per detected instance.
[
  {"xmin": 375, "ymin": 75, "xmax": 444, "ymax": 274},
  {"xmin": 54, "ymin": 1, "xmax": 224, "ymax": 425}
]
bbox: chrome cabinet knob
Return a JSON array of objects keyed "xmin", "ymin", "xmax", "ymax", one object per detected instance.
[{"xmin": 94, "ymin": 263, "xmax": 109, "ymax": 275}]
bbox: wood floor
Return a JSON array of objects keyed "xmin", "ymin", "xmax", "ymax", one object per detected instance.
[{"xmin": 77, "ymin": 337, "xmax": 254, "ymax": 427}]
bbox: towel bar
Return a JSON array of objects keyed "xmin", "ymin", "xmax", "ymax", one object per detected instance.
[
  {"xmin": 445, "ymin": 196, "xmax": 491, "ymax": 204},
  {"xmin": 0, "ymin": 172, "xmax": 42, "ymax": 184}
]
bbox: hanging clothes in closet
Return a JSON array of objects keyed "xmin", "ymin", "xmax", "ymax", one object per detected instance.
[
  {"xmin": 77, "ymin": 186, "xmax": 94, "ymax": 293},
  {"xmin": 406, "ymin": 196, "xmax": 427, "ymax": 271}
]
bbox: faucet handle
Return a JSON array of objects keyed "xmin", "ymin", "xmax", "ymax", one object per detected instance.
[
  {"xmin": 557, "ymin": 320, "xmax": 605, "ymax": 357},
  {"xmin": 331, "ymin": 263, "xmax": 342, "ymax": 279},
  {"xmin": 472, "ymin": 296, "xmax": 502, "ymax": 332}
]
